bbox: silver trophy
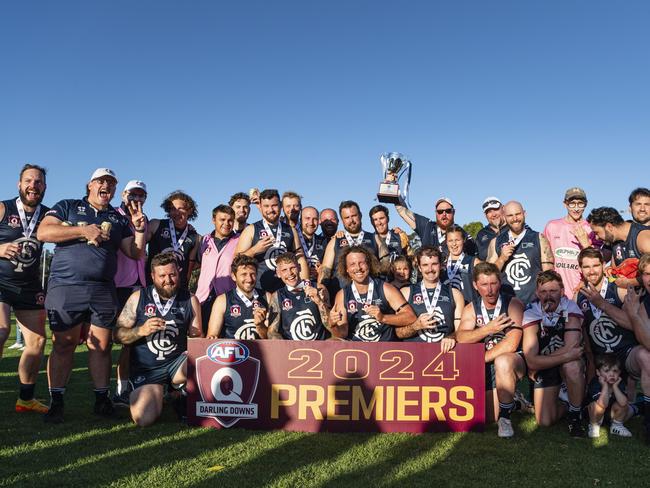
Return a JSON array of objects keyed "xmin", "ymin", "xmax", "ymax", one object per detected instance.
[{"xmin": 377, "ymin": 152, "xmax": 412, "ymax": 204}]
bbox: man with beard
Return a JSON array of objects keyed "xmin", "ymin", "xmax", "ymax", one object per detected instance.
[
  {"xmin": 146, "ymin": 191, "xmax": 200, "ymax": 290},
  {"xmin": 457, "ymin": 263, "xmax": 525, "ymax": 437},
  {"xmin": 393, "ymin": 197, "xmax": 477, "ymax": 259},
  {"xmin": 328, "ymin": 246, "xmax": 415, "ymax": 342},
  {"xmin": 369, "ymin": 205, "xmax": 408, "ymax": 262},
  {"xmin": 267, "ymin": 253, "xmax": 338, "ymax": 340},
  {"xmin": 319, "ymin": 201, "xmax": 390, "ymax": 299},
  {"xmin": 0, "ymin": 164, "xmax": 49, "ymax": 413},
  {"xmin": 236, "ymin": 189, "xmax": 309, "ymax": 293},
  {"xmin": 629, "ymin": 188, "xmax": 650, "ymax": 227},
  {"xmin": 543, "ymin": 187, "xmax": 600, "ymax": 298},
  {"xmin": 114, "ymin": 253, "xmax": 202, "ymax": 426},
  {"xmin": 588, "ymin": 207, "xmax": 650, "ymax": 288},
  {"xmin": 39, "ymin": 168, "xmax": 146, "ymax": 422},
  {"xmin": 300, "ymin": 206, "xmax": 328, "ymax": 281},
  {"xmin": 319, "ymin": 208, "xmax": 339, "ymax": 242},
  {"xmin": 476, "ymin": 197, "xmax": 505, "ymax": 261},
  {"xmin": 622, "ymin": 254, "xmax": 650, "ymax": 444},
  {"xmin": 444, "ymin": 225, "xmax": 480, "ymax": 304},
  {"xmin": 487, "ymin": 201, "xmax": 554, "ymax": 306},
  {"xmin": 522, "ymin": 271, "xmax": 586, "ymax": 437},
  {"xmin": 229, "ymin": 192, "xmax": 251, "ymax": 234},
  {"xmin": 206, "ymin": 254, "xmax": 268, "ymax": 340},
  {"xmin": 396, "ymin": 246, "xmax": 463, "ymax": 349},
  {"xmin": 577, "ymin": 248, "xmax": 649, "ymax": 438},
  {"xmin": 195, "ymin": 205, "xmax": 240, "ymax": 334},
  {"xmin": 281, "ymin": 191, "xmax": 302, "ymax": 228}
]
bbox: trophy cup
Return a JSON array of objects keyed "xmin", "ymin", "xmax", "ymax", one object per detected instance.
[{"xmin": 377, "ymin": 152, "xmax": 412, "ymax": 204}]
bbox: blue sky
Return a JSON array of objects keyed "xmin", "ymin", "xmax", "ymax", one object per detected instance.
[{"xmin": 1, "ymin": 1, "xmax": 648, "ymax": 234}]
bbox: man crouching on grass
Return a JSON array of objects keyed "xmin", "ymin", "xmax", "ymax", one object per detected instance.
[{"xmin": 114, "ymin": 252, "xmax": 202, "ymax": 426}]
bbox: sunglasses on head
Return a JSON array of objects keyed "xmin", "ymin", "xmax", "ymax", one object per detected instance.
[
  {"xmin": 482, "ymin": 200, "xmax": 500, "ymax": 211},
  {"xmin": 436, "ymin": 208, "xmax": 454, "ymax": 215}
]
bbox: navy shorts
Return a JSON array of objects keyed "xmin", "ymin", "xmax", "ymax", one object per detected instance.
[
  {"xmin": 129, "ymin": 353, "xmax": 187, "ymax": 390},
  {"xmin": 532, "ymin": 366, "xmax": 563, "ymax": 389},
  {"xmin": 0, "ymin": 284, "xmax": 45, "ymax": 310},
  {"xmin": 46, "ymin": 283, "xmax": 118, "ymax": 331}
]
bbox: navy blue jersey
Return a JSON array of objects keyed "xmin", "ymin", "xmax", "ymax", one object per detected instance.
[
  {"xmin": 276, "ymin": 287, "xmax": 328, "ymax": 340},
  {"xmin": 523, "ymin": 298, "xmax": 582, "ymax": 356},
  {"xmin": 403, "ymin": 281, "xmax": 456, "ymax": 342},
  {"xmin": 332, "ymin": 230, "xmax": 379, "ymax": 290},
  {"xmin": 383, "ymin": 230, "xmax": 404, "ymax": 261},
  {"xmin": 495, "ymin": 227, "xmax": 542, "ymax": 305},
  {"xmin": 222, "ymin": 288, "xmax": 268, "ymax": 340},
  {"xmin": 146, "ymin": 219, "xmax": 198, "ymax": 288},
  {"xmin": 0, "ymin": 198, "xmax": 49, "ymax": 286},
  {"xmin": 130, "ymin": 285, "xmax": 193, "ymax": 371},
  {"xmin": 413, "ymin": 213, "xmax": 478, "ymax": 259},
  {"xmin": 471, "ymin": 293, "xmax": 513, "ymax": 351},
  {"xmin": 443, "ymin": 254, "xmax": 477, "ymax": 304},
  {"xmin": 577, "ymin": 282, "xmax": 638, "ymax": 356},
  {"xmin": 46, "ymin": 198, "xmax": 133, "ymax": 285},
  {"xmin": 303, "ymin": 234, "xmax": 327, "ymax": 268},
  {"xmin": 476, "ymin": 225, "xmax": 505, "ymax": 261},
  {"xmin": 611, "ymin": 223, "xmax": 645, "ymax": 266},
  {"xmin": 343, "ymin": 277, "xmax": 395, "ymax": 342},
  {"xmin": 250, "ymin": 220, "xmax": 295, "ymax": 292}
]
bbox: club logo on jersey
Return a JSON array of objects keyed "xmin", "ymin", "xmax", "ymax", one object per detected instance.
[
  {"xmin": 413, "ymin": 293, "xmax": 423, "ymax": 305},
  {"xmin": 108, "ymin": 213, "xmax": 119, "ymax": 223},
  {"xmin": 264, "ymin": 242, "xmax": 287, "ymax": 270},
  {"xmin": 555, "ymin": 247, "xmax": 579, "ymax": 260},
  {"xmin": 354, "ymin": 315, "xmax": 382, "ymax": 342},
  {"xmin": 282, "ymin": 298, "xmax": 293, "ymax": 311},
  {"xmin": 76, "ymin": 206, "xmax": 86, "ymax": 215},
  {"xmin": 9, "ymin": 237, "xmax": 40, "ymax": 271},
  {"xmin": 589, "ymin": 316, "xmax": 622, "ymax": 353},
  {"xmin": 144, "ymin": 304, "xmax": 156, "ymax": 317},
  {"xmin": 230, "ymin": 304, "xmax": 241, "ymax": 317},
  {"xmin": 234, "ymin": 319, "xmax": 259, "ymax": 340},
  {"xmin": 347, "ymin": 300, "xmax": 358, "ymax": 313},
  {"xmin": 339, "ymin": 239, "xmax": 349, "ymax": 248},
  {"xmin": 504, "ymin": 253, "xmax": 532, "ymax": 291},
  {"xmin": 580, "ymin": 299, "xmax": 589, "ymax": 311},
  {"xmin": 540, "ymin": 335, "xmax": 565, "ymax": 355},
  {"xmin": 417, "ymin": 307, "xmax": 445, "ymax": 343},
  {"xmin": 289, "ymin": 309, "xmax": 319, "ymax": 340},
  {"xmin": 146, "ymin": 320, "xmax": 179, "ymax": 360},
  {"xmin": 7, "ymin": 215, "xmax": 20, "ymax": 228},
  {"xmin": 196, "ymin": 340, "xmax": 260, "ymax": 428}
]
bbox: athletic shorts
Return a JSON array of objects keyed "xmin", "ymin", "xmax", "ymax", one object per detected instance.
[
  {"xmin": 532, "ymin": 366, "xmax": 562, "ymax": 389},
  {"xmin": 486, "ymin": 351, "xmax": 525, "ymax": 390},
  {"xmin": 129, "ymin": 353, "xmax": 187, "ymax": 390},
  {"xmin": 0, "ymin": 284, "xmax": 45, "ymax": 310},
  {"xmin": 46, "ymin": 283, "xmax": 118, "ymax": 331}
]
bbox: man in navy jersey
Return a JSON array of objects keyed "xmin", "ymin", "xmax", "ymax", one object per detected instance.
[
  {"xmin": 0, "ymin": 164, "xmax": 49, "ymax": 413},
  {"xmin": 300, "ymin": 206, "xmax": 328, "ymax": 281},
  {"xmin": 444, "ymin": 225, "xmax": 481, "ymax": 304},
  {"xmin": 329, "ymin": 246, "xmax": 415, "ymax": 342},
  {"xmin": 369, "ymin": 205, "xmax": 408, "ymax": 262},
  {"xmin": 476, "ymin": 197, "xmax": 505, "ymax": 261},
  {"xmin": 457, "ymin": 262, "xmax": 525, "ymax": 437},
  {"xmin": 319, "ymin": 208, "xmax": 339, "ymax": 242},
  {"xmin": 629, "ymin": 188, "xmax": 650, "ymax": 227},
  {"xmin": 38, "ymin": 168, "xmax": 146, "ymax": 423},
  {"xmin": 236, "ymin": 189, "xmax": 309, "ymax": 293},
  {"xmin": 114, "ymin": 253, "xmax": 202, "ymax": 426},
  {"xmin": 267, "ymin": 253, "xmax": 337, "ymax": 340},
  {"xmin": 396, "ymin": 246, "xmax": 464, "ymax": 348},
  {"xmin": 146, "ymin": 191, "xmax": 200, "ymax": 290},
  {"xmin": 206, "ymin": 255, "xmax": 268, "ymax": 340},
  {"xmin": 487, "ymin": 201, "xmax": 554, "ymax": 306}
]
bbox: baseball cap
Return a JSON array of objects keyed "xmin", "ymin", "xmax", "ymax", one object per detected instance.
[
  {"xmin": 564, "ymin": 187, "xmax": 587, "ymax": 202},
  {"xmin": 435, "ymin": 197, "xmax": 453, "ymax": 208},
  {"xmin": 89, "ymin": 168, "xmax": 117, "ymax": 183},
  {"xmin": 124, "ymin": 180, "xmax": 147, "ymax": 193},
  {"xmin": 482, "ymin": 196, "xmax": 502, "ymax": 212}
]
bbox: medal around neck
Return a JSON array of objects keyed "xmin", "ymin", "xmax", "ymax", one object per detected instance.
[{"xmin": 377, "ymin": 152, "xmax": 412, "ymax": 205}]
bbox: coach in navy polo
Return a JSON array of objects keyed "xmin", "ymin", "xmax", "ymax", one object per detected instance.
[{"xmin": 37, "ymin": 168, "xmax": 146, "ymax": 423}]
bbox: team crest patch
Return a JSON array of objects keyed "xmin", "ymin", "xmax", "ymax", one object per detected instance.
[
  {"xmin": 259, "ymin": 230, "xmax": 269, "ymax": 239},
  {"xmin": 339, "ymin": 239, "xmax": 349, "ymax": 247},
  {"xmin": 476, "ymin": 316, "xmax": 484, "ymax": 326},
  {"xmin": 35, "ymin": 292, "xmax": 45, "ymax": 305},
  {"xmin": 282, "ymin": 298, "xmax": 293, "ymax": 311},
  {"xmin": 413, "ymin": 293, "xmax": 423, "ymax": 305},
  {"xmin": 161, "ymin": 228, "xmax": 170, "ymax": 238},
  {"xmin": 581, "ymin": 300, "xmax": 589, "ymax": 311},
  {"xmin": 252, "ymin": 300, "xmax": 261, "ymax": 310},
  {"xmin": 347, "ymin": 300, "xmax": 357, "ymax": 313},
  {"xmin": 7, "ymin": 215, "xmax": 20, "ymax": 228},
  {"xmin": 230, "ymin": 304, "xmax": 241, "ymax": 317},
  {"xmin": 144, "ymin": 304, "xmax": 156, "ymax": 317}
]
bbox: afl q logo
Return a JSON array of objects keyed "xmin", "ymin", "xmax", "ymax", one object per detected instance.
[
  {"xmin": 289, "ymin": 309, "xmax": 318, "ymax": 340},
  {"xmin": 354, "ymin": 315, "xmax": 381, "ymax": 342},
  {"xmin": 504, "ymin": 253, "xmax": 532, "ymax": 290},
  {"xmin": 144, "ymin": 304, "xmax": 156, "ymax": 317}
]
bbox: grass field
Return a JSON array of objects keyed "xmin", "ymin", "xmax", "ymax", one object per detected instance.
[{"xmin": 2, "ymin": 323, "xmax": 650, "ymax": 488}]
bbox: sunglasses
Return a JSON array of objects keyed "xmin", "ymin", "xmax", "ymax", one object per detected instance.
[
  {"xmin": 436, "ymin": 208, "xmax": 454, "ymax": 215},
  {"xmin": 482, "ymin": 200, "xmax": 501, "ymax": 211}
]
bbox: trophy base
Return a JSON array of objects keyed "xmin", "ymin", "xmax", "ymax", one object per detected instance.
[{"xmin": 377, "ymin": 182, "xmax": 401, "ymax": 204}]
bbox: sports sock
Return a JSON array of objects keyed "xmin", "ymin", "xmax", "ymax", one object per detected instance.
[
  {"xmin": 94, "ymin": 387, "xmax": 109, "ymax": 401},
  {"xmin": 19, "ymin": 382, "xmax": 36, "ymax": 401},
  {"xmin": 498, "ymin": 401, "xmax": 515, "ymax": 420},
  {"xmin": 568, "ymin": 403, "xmax": 582, "ymax": 421},
  {"xmin": 49, "ymin": 387, "xmax": 65, "ymax": 404}
]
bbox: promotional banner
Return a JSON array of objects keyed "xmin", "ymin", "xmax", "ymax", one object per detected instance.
[{"xmin": 187, "ymin": 340, "xmax": 485, "ymax": 433}]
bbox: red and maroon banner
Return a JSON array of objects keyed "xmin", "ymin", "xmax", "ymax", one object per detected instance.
[{"xmin": 187, "ymin": 339, "xmax": 485, "ymax": 433}]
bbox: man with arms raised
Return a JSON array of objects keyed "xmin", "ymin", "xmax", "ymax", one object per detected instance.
[
  {"xmin": 206, "ymin": 255, "xmax": 268, "ymax": 340},
  {"xmin": 195, "ymin": 205, "xmax": 240, "ymax": 334},
  {"xmin": 369, "ymin": 205, "xmax": 408, "ymax": 262},
  {"xmin": 0, "ymin": 164, "xmax": 49, "ymax": 413},
  {"xmin": 329, "ymin": 246, "xmax": 415, "ymax": 342},
  {"xmin": 114, "ymin": 253, "xmax": 202, "ymax": 426},
  {"xmin": 629, "ymin": 187, "xmax": 650, "ymax": 227},
  {"xmin": 487, "ymin": 200, "xmax": 554, "ymax": 305},
  {"xmin": 147, "ymin": 191, "xmax": 200, "ymax": 291},
  {"xmin": 229, "ymin": 192, "xmax": 251, "ymax": 234},
  {"xmin": 522, "ymin": 271, "xmax": 586, "ymax": 437},
  {"xmin": 396, "ymin": 246, "xmax": 463, "ymax": 349},
  {"xmin": 476, "ymin": 197, "xmax": 505, "ymax": 261},
  {"xmin": 457, "ymin": 262, "xmax": 525, "ymax": 437},
  {"xmin": 319, "ymin": 208, "xmax": 339, "ymax": 242},
  {"xmin": 267, "ymin": 253, "xmax": 339, "ymax": 340},
  {"xmin": 236, "ymin": 189, "xmax": 308, "ymax": 292},
  {"xmin": 38, "ymin": 168, "xmax": 146, "ymax": 422},
  {"xmin": 300, "ymin": 206, "xmax": 328, "ymax": 281}
]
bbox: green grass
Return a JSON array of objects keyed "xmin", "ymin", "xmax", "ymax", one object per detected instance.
[{"xmin": 2, "ymin": 323, "xmax": 650, "ymax": 488}]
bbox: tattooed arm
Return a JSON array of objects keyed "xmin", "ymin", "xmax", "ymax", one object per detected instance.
[
  {"xmin": 394, "ymin": 200, "xmax": 417, "ymax": 230},
  {"xmin": 266, "ymin": 292, "xmax": 284, "ymax": 340}
]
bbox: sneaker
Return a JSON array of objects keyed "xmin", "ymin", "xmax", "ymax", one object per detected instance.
[
  {"xmin": 172, "ymin": 395, "xmax": 187, "ymax": 423},
  {"xmin": 497, "ymin": 417, "xmax": 514, "ymax": 438},
  {"xmin": 7, "ymin": 342, "xmax": 24, "ymax": 350},
  {"xmin": 558, "ymin": 383, "xmax": 569, "ymax": 405},
  {"xmin": 568, "ymin": 418, "xmax": 587, "ymax": 438},
  {"xmin": 44, "ymin": 402, "xmax": 64, "ymax": 424},
  {"xmin": 610, "ymin": 422, "xmax": 632, "ymax": 437},
  {"xmin": 93, "ymin": 396, "xmax": 115, "ymax": 418},
  {"xmin": 587, "ymin": 423, "xmax": 601, "ymax": 438},
  {"xmin": 16, "ymin": 398, "xmax": 49, "ymax": 414},
  {"xmin": 111, "ymin": 390, "xmax": 131, "ymax": 408}
]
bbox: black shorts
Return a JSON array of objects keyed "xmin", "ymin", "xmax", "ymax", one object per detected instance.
[
  {"xmin": 46, "ymin": 283, "xmax": 118, "ymax": 331},
  {"xmin": 129, "ymin": 353, "xmax": 187, "ymax": 390},
  {"xmin": 532, "ymin": 367, "xmax": 563, "ymax": 389},
  {"xmin": 0, "ymin": 284, "xmax": 45, "ymax": 310},
  {"xmin": 486, "ymin": 351, "xmax": 525, "ymax": 390}
]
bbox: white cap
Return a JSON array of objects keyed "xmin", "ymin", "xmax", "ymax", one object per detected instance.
[
  {"xmin": 89, "ymin": 168, "xmax": 117, "ymax": 183},
  {"xmin": 435, "ymin": 197, "xmax": 453, "ymax": 208},
  {"xmin": 124, "ymin": 180, "xmax": 147, "ymax": 193},
  {"xmin": 482, "ymin": 196, "xmax": 502, "ymax": 212}
]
